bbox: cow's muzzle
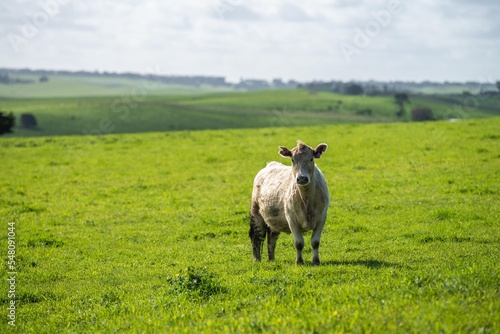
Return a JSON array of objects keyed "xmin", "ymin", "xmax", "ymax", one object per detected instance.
[{"xmin": 296, "ymin": 175, "xmax": 310, "ymax": 185}]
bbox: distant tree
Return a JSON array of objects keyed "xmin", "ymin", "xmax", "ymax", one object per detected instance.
[
  {"xmin": 0, "ymin": 111, "xmax": 15, "ymax": 135},
  {"xmin": 20, "ymin": 113, "xmax": 38, "ymax": 129},
  {"xmin": 496, "ymin": 81, "xmax": 500, "ymax": 92},
  {"xmin": 345, "ymin": 83, "xmax": 364, "ymax": 95},
  {"xmin": 39, "ymin": 75, "xmax": 49, "ymax": 83},
  {"xmin": 394, "ymin": 93, "xmax": 410, "ymax": 118},
  {"xmin": 0, "ymin": 74, "xmax": 9, "ymax": 84},
  {"xmin": 411, "ymin": 108, "xmax": 435, "ymax": 122}
]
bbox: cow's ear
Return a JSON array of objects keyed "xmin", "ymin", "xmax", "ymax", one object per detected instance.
[
  {"xmin": 279, "ymin": 146, "xmax": 292, "ymax": 158},
  {"xmin": 313, "ymin": 143, "xmax": 328, "ymax": 159}
]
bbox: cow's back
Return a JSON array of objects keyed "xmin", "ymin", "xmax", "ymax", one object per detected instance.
[{"xmin": 253, "ymin": 162, "xmax": 291, "ymax": 197}]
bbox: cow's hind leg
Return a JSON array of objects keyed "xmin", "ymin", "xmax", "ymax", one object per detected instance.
[
  {"xmin": 267, "ymin": 228, "xmax": 280, "ymax": 261},
  {"xmin": 249, "ymin": 208, "xmax": 266, "ymax": 262}
]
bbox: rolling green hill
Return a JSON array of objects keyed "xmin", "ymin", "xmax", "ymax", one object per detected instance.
[
  {"xmin": 2, "ymin": 89, "xmax": 499, "ymax": 137},
  {"xmin": 1, "ymin": 118, "xmax": 499, "ymax": 333}
]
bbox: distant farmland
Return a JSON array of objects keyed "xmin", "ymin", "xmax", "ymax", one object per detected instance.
[{"xmin": 1, "ymin": 78, "xmax": 499, "ymax": 138}]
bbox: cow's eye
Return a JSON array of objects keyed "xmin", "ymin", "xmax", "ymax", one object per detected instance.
[{"xmin": 310, "ymin": 158, "xmax": 313, "ymax": 162}]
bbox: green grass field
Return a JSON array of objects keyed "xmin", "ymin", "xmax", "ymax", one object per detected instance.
[{"xmin": 1, "ymin": 117, "xmax": 499, "ymax": 332}]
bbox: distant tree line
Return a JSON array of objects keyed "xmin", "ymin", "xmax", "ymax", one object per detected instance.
[
  {"xmin": 0, "ymin": 73, "xmax": 34, "ymax": 85},
  {"xmin": 0, "ymin": 68, "xmax": 298, "ymax": 91},
  {"xmin": 1, "ymin": 68, "xmax": 499, "ymax": 93},
  {"xmin": 298, "ymin": 80, "xmax": 500, "ymax": 96}
]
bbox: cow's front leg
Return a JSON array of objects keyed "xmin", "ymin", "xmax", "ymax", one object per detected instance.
[
  {"xmin": 294, "ymin": 235, "xmax": 305, "ymax": 265},
  {"xmin": 311, "ymin": 238, "xmax": 320, "ymax": 266},
  {"xmin": 290, "ymin": 224, "xmax": 304, "ymax": 264},
  {"xmin": 311, "ymin": 218, "xmax": 326, "ymax": 265},
  {"xmin": 286, "ymin": 212, "xmax": 305, "ymax": 264}
]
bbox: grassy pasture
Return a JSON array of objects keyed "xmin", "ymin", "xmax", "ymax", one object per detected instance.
[
  {"xmin": 2, "ymin": 89, "xmax": 500, "ymax": 138},
  {"xmin": 1, "ymin": 118, "xmax": 499, "ymax": 333}
]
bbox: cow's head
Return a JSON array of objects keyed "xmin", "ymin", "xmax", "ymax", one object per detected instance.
[{"xmin": 279, "ymin": 141, "xmax": 328, "ymax": 186}]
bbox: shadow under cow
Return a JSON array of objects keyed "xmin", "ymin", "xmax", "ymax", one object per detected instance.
[{"xmin": 321, "ymin": 259, "xmax": 400, "ymax": 269}]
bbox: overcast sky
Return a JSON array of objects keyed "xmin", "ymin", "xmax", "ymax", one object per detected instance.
[{"xmin": 1, "ymin": 0, "xmax": 499, "ymax": 83}]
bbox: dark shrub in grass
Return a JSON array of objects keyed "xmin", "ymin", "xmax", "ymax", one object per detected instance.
[
  {"xmin": 21, "ymin": 113, "xmax": 38, "ymax": 129},
  {"xmin": 412, "ymin": 108, "xmax": 435, "ymax": 122},
  {"xmin": 0, "ymin": 111, "xmax": 15, "ymax": 135}
]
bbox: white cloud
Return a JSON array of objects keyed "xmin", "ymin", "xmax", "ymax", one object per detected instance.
[{"xmin": 0, "ymin": 0, "xmax": 498, "ymax": 82}]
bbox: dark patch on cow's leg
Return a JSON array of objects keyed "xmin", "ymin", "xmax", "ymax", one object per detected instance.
[
  {"xmin": 311, "ymin": 239, "xmax": 320, "ymax": 266},
  {"xmin": 267, "ymin": 229, "xmax": 280, "ymax": 261},
  {"xmin": 295, "ymin": 240, "xmax": 304, "ymax": 265},
  {"xmin": 249, "ymin": 208, "xmax": 266, "ymax": 262}
]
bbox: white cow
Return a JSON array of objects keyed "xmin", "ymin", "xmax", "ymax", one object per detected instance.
[{"xmin": 249, "ymin": 141, "xmax": 330, "ymax": 265}]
